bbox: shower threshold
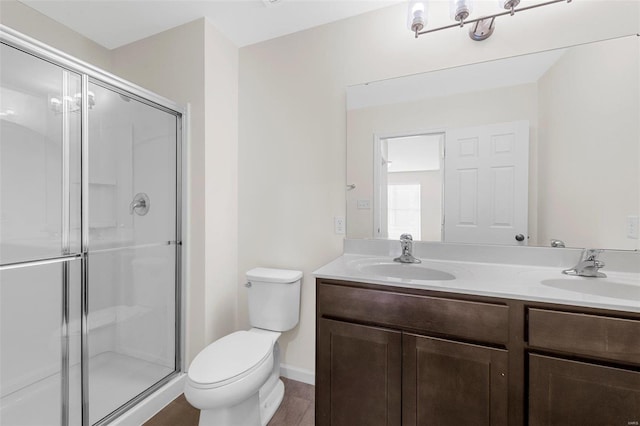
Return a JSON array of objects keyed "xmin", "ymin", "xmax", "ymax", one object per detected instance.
[{"xmin": 1, "ymin": 351, "xmax": 174, "ymax": 426}]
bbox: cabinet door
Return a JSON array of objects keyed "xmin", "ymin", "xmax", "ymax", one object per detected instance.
[
  {"xmin": 317, "ymin": 318, "xmax": 402, "ymax": 426},
  {"xmin": 403, "ymin": 334, "xmax": 509, "ymax": 426},
  {"xmin": 529, "ymin": 354, "xmax": 640, "ymax": 426}
]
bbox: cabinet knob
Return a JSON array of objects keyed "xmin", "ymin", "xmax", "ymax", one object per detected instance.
[{"xmin": 515, "ymin": 234, "xmax": 525, "ymax": 242}]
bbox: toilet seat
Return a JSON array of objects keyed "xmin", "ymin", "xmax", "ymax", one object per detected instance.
[{"xmin": 187, "ymin": 331, "xmax": 274, "ymax": 390}]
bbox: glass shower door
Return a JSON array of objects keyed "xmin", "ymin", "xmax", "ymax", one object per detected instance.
[
  {"xmin": 2, "ymin": 29, "xmax": 183, "ymax": 425},
  {"xmin": 0, "ymin": 43, "xmax": 82, "ymax": 426},
  {"xmin": 86, "ymin": 81, "xmax": 178, "ymax": 424}
]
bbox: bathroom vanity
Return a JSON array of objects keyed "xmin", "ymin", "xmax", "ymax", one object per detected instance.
[{"xmin": 314, "ymin": 248, "xmax": 640, "ymax": 426}]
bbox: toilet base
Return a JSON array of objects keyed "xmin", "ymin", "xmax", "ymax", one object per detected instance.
[
  {"xmin": 195, "ymin": 378, "xmax": 285, "ymax": 426},
  {"xmin": 259, "ymin": 378, "xmax": 284, "ymax": 426},
  {"xmin": 198, "ymin": 392, "xmax": 260, "ymax": 426}
]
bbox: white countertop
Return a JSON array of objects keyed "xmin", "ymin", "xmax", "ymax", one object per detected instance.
[{"xmin": 314, "ymin": 253, "xmax": 640, "ymax": 313}]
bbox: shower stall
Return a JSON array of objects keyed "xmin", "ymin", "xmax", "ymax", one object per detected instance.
[{"xmin": 0, "ymin": 27, "xmax": 184, "ymax": 425}]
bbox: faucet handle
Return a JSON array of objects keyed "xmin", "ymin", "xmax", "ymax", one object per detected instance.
[
  {"xmin": 129, "ymin": 192, "xmax": 150, "ymax": 216},
  {"xmin": 399, "ymin": 233, "xmax": 413, "ymax": 242},
  {"xmin": 584, "ymin": 248, "xmax": 603, "ymax": 261}
]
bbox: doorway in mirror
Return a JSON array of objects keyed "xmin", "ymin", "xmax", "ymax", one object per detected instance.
[{"xmin": 374, "ymin": 133, "xmax": 444, "ymax": 241}]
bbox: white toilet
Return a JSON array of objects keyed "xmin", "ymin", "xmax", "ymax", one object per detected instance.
[{"xmin": 184, "ymin": 267, "xmax": 303, "ymax": 426}]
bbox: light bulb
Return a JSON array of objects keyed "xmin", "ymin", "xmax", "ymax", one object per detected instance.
[
  {"xmin": 407, "ymin": 0, "xmax": 428, "ymax": 33},
  {"xmin": 498, "ymin": 0, "xmax": 520, "ymax": 10},
  {"xmin": 450, "ymin": 0, "xmax": 473, "ymax": 22}
]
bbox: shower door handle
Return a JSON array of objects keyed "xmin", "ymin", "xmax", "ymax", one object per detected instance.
[{"xmin": 130, "ymin": 193, "xmax": 150, "ymax": 216}]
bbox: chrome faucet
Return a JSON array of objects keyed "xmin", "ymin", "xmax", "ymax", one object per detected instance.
[
  {"xmin": 562, "ymin": 249, "xmax": 606, "ymax": 278},
  {"xmin": 393, "ymin": 233, "xmax": 421, "ymax": 264}
]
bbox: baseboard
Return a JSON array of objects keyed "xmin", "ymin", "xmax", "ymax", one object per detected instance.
[{"xmin": 280, "ymin": 364, "xmax": 315, "ymax": 386}]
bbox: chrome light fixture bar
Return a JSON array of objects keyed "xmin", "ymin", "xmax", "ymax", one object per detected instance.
[{"xmin": 409, "ymin": 0, "xmax": 572, "ymax": 41}]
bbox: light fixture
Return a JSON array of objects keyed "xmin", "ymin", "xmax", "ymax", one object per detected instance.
[
  {"xmin": 409, "ymin": 0, "xmax": 572, "ymax": 41},
  {"xmin": 49, "ymin": 91, "xmax": 95, "ymax": 114},
  {"xmin": 499, "ymin": 0, "xmax": 521, "ymax": 13},
  {"xmin": 450, "ymin": 0, "xmax": 473, "ymax": 24},
  {"xmin": 407, "ymin": 0, "xmax": 428, "ymax": 34}
]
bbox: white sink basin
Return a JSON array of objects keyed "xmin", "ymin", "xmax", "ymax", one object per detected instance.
[
  {"xmin": 361, "ymin": 263, "xmax": 456, "ymax": 281},
  {"xmin": 541, "ymin": 278, "xmax": 640, "ymax": 301},
  {"xmin": 348, "ymin": 258, "xmax": 456, "ymax": 281}
]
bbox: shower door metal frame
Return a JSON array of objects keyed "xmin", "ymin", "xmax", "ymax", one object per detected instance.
[{"xmin": 0, "ymin": 25, "xmax": 187, "ymax": 426}]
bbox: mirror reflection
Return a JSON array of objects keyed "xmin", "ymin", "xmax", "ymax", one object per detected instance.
[
  {"xmin": 346, "ymin": 35, "xmax": 639, "ymax": 250},
  {"xmin": 374, "ymin": 133, "xmax": 444, "ymax": 241}
]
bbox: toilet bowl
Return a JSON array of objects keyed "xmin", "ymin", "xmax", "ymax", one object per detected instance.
[
  {"xmin": 184, "ymin": 268, "xmax": 302, "ymax": 426},
  {"xmin": 185, "ymin": 329, "xmax": 282, "ymax": 425}
]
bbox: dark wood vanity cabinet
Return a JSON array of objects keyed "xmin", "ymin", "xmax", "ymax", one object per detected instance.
[
  {"xmin": 527, "ymin": 308, "xmax": 640, "ymax": 425},
  {"xmin": 316, "ymin": 279, "xmax": 512, "ymax": 426},
  {"xmin": 316, "ymin": 278, "xmax": 640, "ymax": 426},
  {"xmin": 316, "ymin": 318, "xmax": 402, "ymax": 426},
  {"xmin": 402, "ymin": 334, "xmax": 509, "ymax": 426},
  {"xmin": 529, "ymin": 354, "xmax": 640, "ymax": 426}
]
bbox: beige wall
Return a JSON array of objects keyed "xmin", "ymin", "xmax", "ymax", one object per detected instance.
[
  {"xmin": 538, "ymin": 36, "xmax": 639, "ymax": 250},
  {"xmin": 203, "ymin": 19, "xmax": 239, "ymax": 345},
  {"xmin": 239, "ymin": 1, "xmax": 640, "ymax": 374}
]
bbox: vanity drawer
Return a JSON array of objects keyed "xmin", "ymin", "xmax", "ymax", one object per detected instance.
[
  {"xmin": 528, "ymin": 308, "xmax": 640, "ymax": 365},
  {"xmin": 317, "ymin": 282, "xmax": 509, "ymax": 345}
]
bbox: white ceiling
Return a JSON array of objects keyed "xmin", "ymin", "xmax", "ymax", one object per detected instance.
[{"xmin": 19, "ymin": 0, "xmax": 404, "ymax": 49}]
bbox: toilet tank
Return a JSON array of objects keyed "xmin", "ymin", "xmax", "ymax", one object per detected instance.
[{"xmin": 246, "ymin": 267, "xmax": 302, "ymax": 332}]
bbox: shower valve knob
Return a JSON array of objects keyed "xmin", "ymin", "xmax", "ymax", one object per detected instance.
[{"xmin": 129, "ymin": 193, "xmax": 150, "ymax": 216}]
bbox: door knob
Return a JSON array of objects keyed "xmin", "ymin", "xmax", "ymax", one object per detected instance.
[{"xmin": 515, "ymin": 234, "xmax": 525, "ymax": 242}]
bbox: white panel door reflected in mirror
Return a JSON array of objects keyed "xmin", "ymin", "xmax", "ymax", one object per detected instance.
[{"xmin": 444, "ymin": 121, "xmax": 529, "ymax": 246}]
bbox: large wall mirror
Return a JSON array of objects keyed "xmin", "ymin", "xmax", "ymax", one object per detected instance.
[{"xmin": 346, "ymin": 35, "xmax": 639, "ymax": 250}]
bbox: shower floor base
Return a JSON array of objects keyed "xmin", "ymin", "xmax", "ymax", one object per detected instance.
[{"xmin": 1, "ymin": 352, "xmax": 174, "ymax": 426}]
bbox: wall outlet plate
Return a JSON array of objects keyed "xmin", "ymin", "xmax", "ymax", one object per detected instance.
[
  {"xmin": 357, "ymin": 199, "xmax": 371, "ymax": 209},
  {"xmin": 334, "ymin": 216, "xmax": 346, "ymax": 235}
]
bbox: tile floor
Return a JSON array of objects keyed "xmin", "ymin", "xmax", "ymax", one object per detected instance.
[{"xmin": 144, "ymin": 377, "xmax": 314, "ymax": 426}]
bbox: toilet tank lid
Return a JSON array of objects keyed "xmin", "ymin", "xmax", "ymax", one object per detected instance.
[{"xmin": 246, "ymin": 267, "xmax": 303, "ymax": 284}]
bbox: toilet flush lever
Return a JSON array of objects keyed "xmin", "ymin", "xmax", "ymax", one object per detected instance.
[{"xmin": 245, "ymin": 282, "xmax": 252, "ymax": 288}]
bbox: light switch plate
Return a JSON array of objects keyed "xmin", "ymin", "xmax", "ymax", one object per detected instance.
[{"xmin": 627, "ymin": 215, "xmax": 639, "ymax": 239}]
